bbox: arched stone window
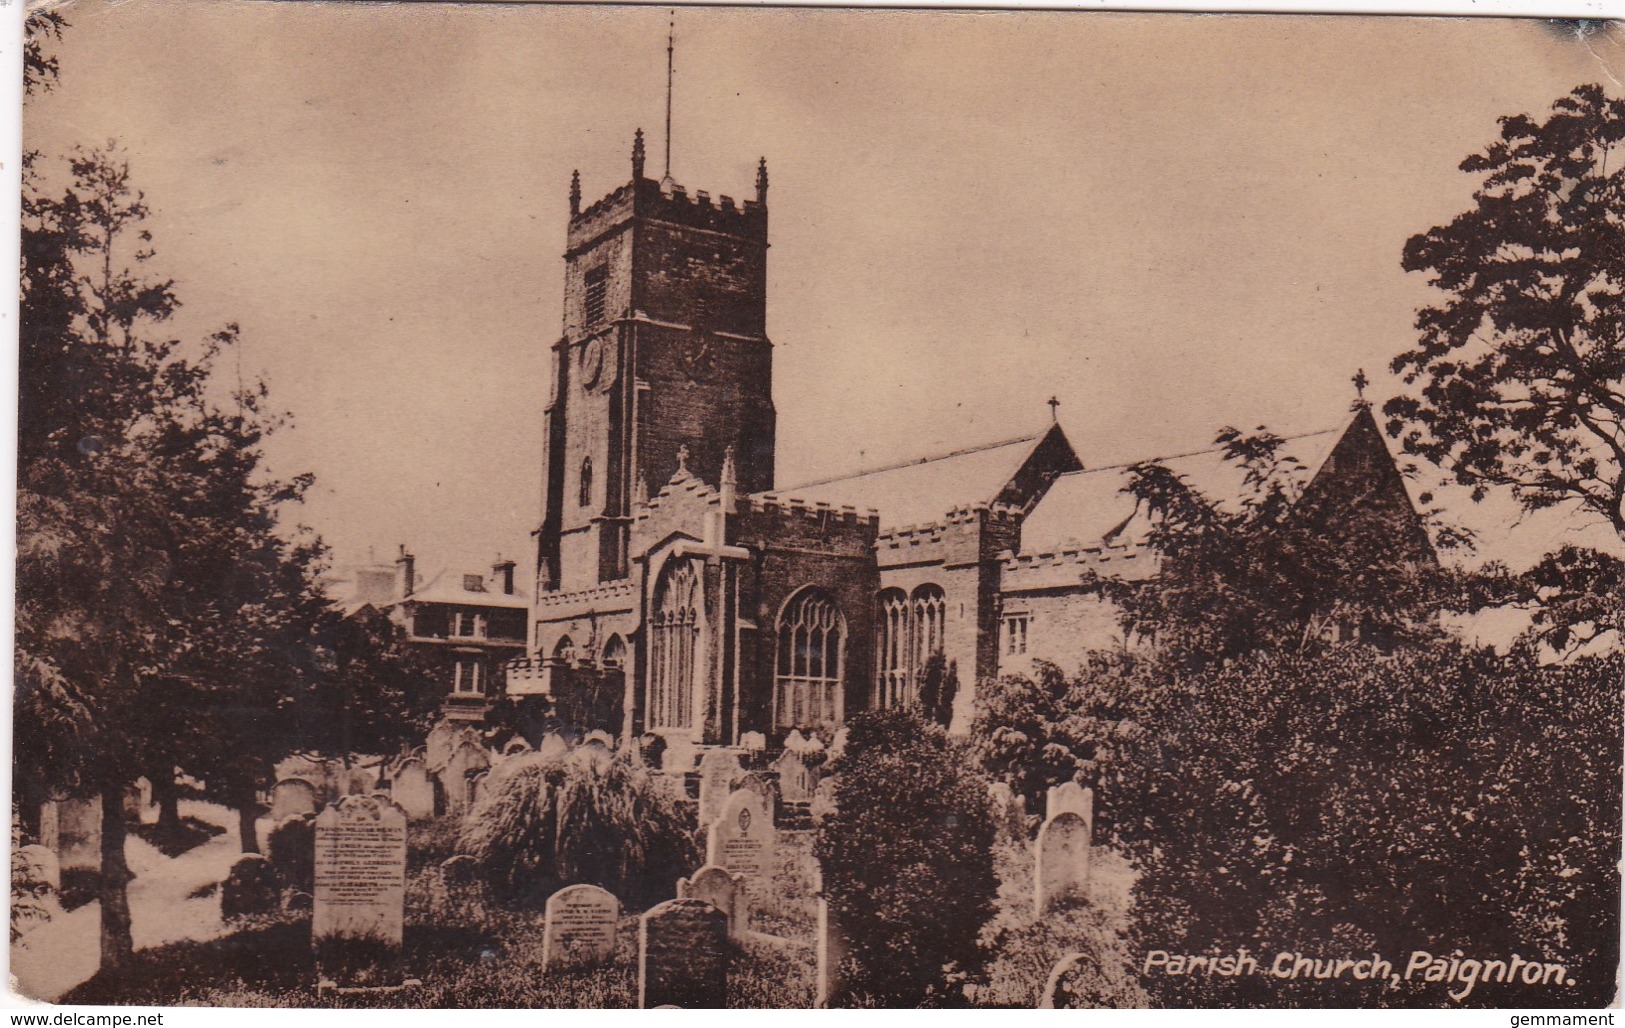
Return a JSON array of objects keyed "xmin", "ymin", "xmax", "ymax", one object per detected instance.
[
  {"xmin": 874, "ymin": 588, "xmax": 910, "ymax": 709},
  {"xmin": 601, "ymin": 634, "xmax": 626, "ymax": 669},
  {"xmin": 579, "ymin": 456, "xmax": 593, "ymax": 507},
  {"xmin": 648, "ymin": 559, "xmax": 702, "ymax": 730},
  {"xmin": 553, "ymin": 635, "xmax": 576, "ymax": 662},
  {"xmin": 872, "ymin": 583, "xmax": 947, "ymax": 709},
  {"xmin": 776, "ymin": 588, "xmax": 846, "ymax": 730}
]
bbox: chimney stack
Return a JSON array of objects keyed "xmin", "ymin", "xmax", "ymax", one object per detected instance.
[
  {"xmin": 396, "ymin": 544, "xmax": 416, "ymax": 598},
  {"xmin": 492, "ymin": 556, "xmax": 517, "ymax": 596}
]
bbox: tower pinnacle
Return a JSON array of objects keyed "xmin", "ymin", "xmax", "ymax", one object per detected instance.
[
  {"xmin": 569, "ymin": 169, "xmax": 581, "ymax": 216},
  {"xmin": 632, "ymin": 128, "xmax": 646, "ymax": 180},
  {"xmin": 756, "ymin": 157, "xmax": 769, "ymax": 204}
]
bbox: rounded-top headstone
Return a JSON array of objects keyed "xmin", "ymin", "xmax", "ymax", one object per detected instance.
[
  {"xmin": 441, "ymin": 853, "xmax": 479, "ymax": 886},
  {"xmin": 705, "ymin": 788, "xmax": 776, "ymax": 884},
  {"xmin": 542, "ymin": 883, "xmax": 621, "ymax": 970},
  {"xmin": 639, "ymin": 898, "xmax": 729, "ymax": 1009},
  {"xmin": 1039, "ymin": 951, "xmax": 1106, "ymax": 1008}
]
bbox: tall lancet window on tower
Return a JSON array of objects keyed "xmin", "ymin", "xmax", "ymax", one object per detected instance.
[
  {"xmin": 648, "ymin": 559, "xmax": 702, "ymax": 731},
  {"xmin": 579, "ymin": 456, "xmax": 593, "ymax": 507},
  {"xmin": 775, "ymin": 588, "xmax": 846, "ymax": 730},
  {"xmin": 584, "ymin": 266, "xmax": 608, "ymax": 325}
]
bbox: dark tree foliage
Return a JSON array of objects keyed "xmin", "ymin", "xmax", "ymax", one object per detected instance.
[
  {"xmin": 1385, "ymin": 84, "xmax": 1625, "ymax": 537},
  {"xmin": 914, "ymin": 651, "xmax": 958, "ymax": 729},
  {"xmin": 1078, "ymin": 414, "xmax": 1452, "ymax": 668},
  {"xmin": 814, "ymin": 707, "xmax": 998, "ymax": 1007},
  {"xmin": 974, "ymin": 647, "xmax": 1623, "ymax": 1008}
]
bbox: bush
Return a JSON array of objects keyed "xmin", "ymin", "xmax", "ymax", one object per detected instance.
[
  {"xmin": 458, "ymin": 749, "xmax": 696, "ymax": 911},
  {"xmin": 814, "ymin": 707, "xmax": 998, "ymax": 1007}
]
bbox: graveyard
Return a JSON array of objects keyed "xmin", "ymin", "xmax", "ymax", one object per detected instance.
[{"xmin": 15, "ymin": 715, "xmax": 1130, "ymax": 1008}]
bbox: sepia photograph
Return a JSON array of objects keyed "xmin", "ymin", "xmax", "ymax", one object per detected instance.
[{"xmin": 9, "ymin": 1, "xmax": 1625, "ymax": 1010}]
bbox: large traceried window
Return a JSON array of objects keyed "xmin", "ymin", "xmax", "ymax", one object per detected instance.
[
  {"xmin": 648, "ymin": 559, "xmax": 702, "ymax": 730},
  {"xmin": 775, "ymin": 588, "xmax": 846, "ymax": 730},
  {"xmin": 873, "ymin": 584, "xmax": 947, "ymax": 709}
]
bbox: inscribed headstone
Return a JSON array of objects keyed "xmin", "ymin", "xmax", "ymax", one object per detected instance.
[
  {"xmin": 638, "ymin": 899, "xmax": 728, "ymax": 1009},
  {"xmin": 313, "ymin": 795, "xmax": 408, "ymax": 954},
  {"xmin": 442, "ymin": 741, "xmax": 491, "ymax": 816},
  {"xmin": 270, "ymin": 779, "xmax": 318, "ymax": 821},
  {"xmin": 42, "ymin": 798, "xmax": 101, "ymax": 872},
  {"xmin": 1034, "ymin": 811, "xmax": 1091, "ymax": 915},
  {"xmin": 542, "ymin": 883, "xmax": 620, "ymax": 970},
  {"xmin": 697, "ymin": 749, "xmax": 743, "ymax": 828},
  {"xmin": 815, "ymin": 866, "xmax": 847, "ymax": 1008},
  {"xmin": 706, "ymin": 789, "xmax": 776, "ymax": 885},
  {"xmin": 733, "ymin": 772, "xmax": 778, "ymax": 821},
  {"xmin": 677, "ymin": 865, "xmax": 745, "ymax": 940}
]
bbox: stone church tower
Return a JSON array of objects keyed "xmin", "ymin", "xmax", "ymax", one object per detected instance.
[{"xmin": 538, "ymin": 131, "xmax": 777, "ymax": 594}]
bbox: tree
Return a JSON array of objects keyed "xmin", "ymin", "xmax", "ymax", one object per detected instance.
[
  {"xmin": 1078, "ymin": 415, "xmax": 1449, "ymax": 668},
  {"xmin": 814, "ymin": 707, "xmax": 998, "ymax": 1006},
  {"xmin": 1385, "ymin": 84, "xmax": 1625, "ymax": 538}
]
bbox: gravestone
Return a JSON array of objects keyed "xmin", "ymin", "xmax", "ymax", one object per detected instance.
[
  {"xmin": 583, "ymin": 728, "xmax": 616, "ymax": 750},
  {"xmin": 1046, "ymin": 781, "xmax": 1093, "ymax": 823},
  {"xmin": 677, "ymin": 865, "xmax": 745, "ymax": 941},
  {"xmin": 738, "ymin": 731, "xmax": 766, "ymax": 752},
  {"xmin": 706, "ymin": 789, "xmax": 776, "ymax": 887},
  {"xmin": 222, "ymin": 854, "xmax": 280, "ymax": 919},
  {"xmin": 344, "ymin": 765, "xmax": 380, "ymax": 798},
  {"xmin": 733, "ymin": 772, "xmax": 778, "ymax": 821},
  {"xmin": 638, "ymin": 899, "xmax": 728, "ymax": 1009},
  {"xmin": 442, "ymin": 741, "xmax": 491, "ymax": 816},
  {"xmin": 782, "ymin": 730, "xmax": 812, "ymax": 754},
  {"xmin": 313, "ymin": 795, "xmax": 408, "ymax": 965},
  {"xmin": 814, "ymin": 866, "xmax": 848, "ymax": 1008},
  {"xmin": 1034, "ymin": 811, "xmax": 1092, "ymax": 915},
  {"xmin": 468, "ymin": 770, "xmax": 490, "ymax": 807},
  {"xmin": 576, "ymin": 738, "xmax": 613, "ymax": 772},
  {"xmin": 17, "ymin": 844, "xmax": 60, "ymax": 893},
  {"xmin": 538, "ymin": 732, "xmax": 572, "ymax": 762},
  {"xmin": 270, "ymin": 778, "xmax": 319, "ymax": 821},
  {"xmin": 638, "ymin": 733, "xmax": 667, "ymax": 769},
  {"xmin": 829, "ymin": 727, "xmax": 849, "ymax": 760},
  {"xmin": 772, "ymin": 750, "xmax": 817, "ymax": 803},
  {"xmin": 501, "ymin": 737, "xmax": 532, "ymax": 756},
  {"xmin": 810, "ymin": 777, "xmax": 838, "ymax": 823},
  {"xmin": 425, "ymin": 721, "xmax": 462, "ymax": 773},
  {"xmin": 267, "ymin": 814, "xmax": 316, "ymax": 894},
  {"xmin": 389, "ymin": 759, "xmax": 435, "ymax": 821},
  {"xmin": 1038, "ymin": 951, "xmax": 1107, "ymax": 1008},
  {"xmin": 661, "ymin": 736, "xmax": 698, "ymax": 773},
  {"xmin": 697, "ymin": 749, "xmax": 743, "ymax": 828},
  {"xmin": 541, "ymin": 883, "xmax": 621, "ymax": 971},
  {"xmin": 41, "ymin": 797, "xmax": 102, "ymax": 872}
]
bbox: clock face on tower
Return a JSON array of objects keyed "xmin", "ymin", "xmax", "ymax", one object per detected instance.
[{"xmin": 580, "ymin": 337, "xmax": 604, "ymax": 390}]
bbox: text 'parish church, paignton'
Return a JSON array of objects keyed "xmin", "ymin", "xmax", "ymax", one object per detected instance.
[{"xmin": 503, "ymin": 130, "xmax": 1434, "ymax": 756}]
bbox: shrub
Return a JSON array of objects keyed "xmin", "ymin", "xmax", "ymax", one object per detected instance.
[
  {"xmin": 814, "ymin": 707, "xmax": 998, "ymax": 1007},
  {"xmin": 459, "ymin": 749, "xmax": 696, "ymax": 911}
]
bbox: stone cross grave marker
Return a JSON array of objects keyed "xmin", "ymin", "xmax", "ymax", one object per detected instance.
[
  {"xmin": 313, "ymin": 795, "xmax": 408, "ymax": 962},
  {"xmin": 706, "ymin": 789, "xmax": 776, "ymax": 888},
  {"xmin": 1034, "ymin": 811, "xmax": 1092, "ymax": 916},
  {"xmin": 542, "ymin": 883, "xmax": 620, "ymax": 971},
  {"xmin": 677, "ymin": 865, "xmax": 745, "ymax": 941},
  {"xmin": 772, "ymin": 749, "xmax": 817, "ymax": 803},
  {"xmin": 639, "ymin": 898, "xmax": 728, "ymax": 1009},
  {"xmin": 733, "ymin": 772, "xmax": 778, "ymax": 821},
  {"xmin": 270, "ymin": 779, "xmax": 318, "ymax": 821},
  {"xmin": 697, "ymin": 749, "xmax": 743, "ymax": 828},
  {"xmin": 1046, "ymin": 781, "xmax": 1093, "ymax": 823},
  {"xmin": 389, "ymin": 759, "xmax": 435, "ymax": 821}
]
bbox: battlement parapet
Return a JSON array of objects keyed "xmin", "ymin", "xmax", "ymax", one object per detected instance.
[
  {"xmin": 746, "ymin": 492, "xmax": 880, "ymax": 527},
  {"xmin": 536, "ymin": 579, "xmax": 638, "ymax": 609}
]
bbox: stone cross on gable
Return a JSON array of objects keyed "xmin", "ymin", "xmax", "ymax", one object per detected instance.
[
  {"xmin": 677, "ymin": 444, "xmax": 690, "ymax": 474},
  {"xmin": 1048, "ymin": 396, "xmax": 1061, "ymax": 423}
]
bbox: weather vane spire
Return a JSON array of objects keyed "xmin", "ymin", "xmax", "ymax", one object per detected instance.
[{"xmin": 664, "ymin": 10, "xmax": 675, "ymax": 180}]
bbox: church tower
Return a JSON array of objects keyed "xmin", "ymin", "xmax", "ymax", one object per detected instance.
[{"xmin": 538, "ymin": 131, "xmax": 777, "ymax": 593}]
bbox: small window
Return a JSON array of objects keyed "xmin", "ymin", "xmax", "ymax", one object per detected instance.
[
  {"xmin": 454, "ymin": 659, "xmax": 483, "ymax": 695},
  {"xmin": 579, "ymin": 456, "xmax": 593, "ymax": 507},
  {"xmin": 453, "ymin": 611, "xmax": 485, "ymax": 638},
  {"xmin": 463, "ymin": 574, "xmax": 486, "ymax": 593},
  {"xmin": 584, "ymin": 267, "xmax": 608, "ymax": 325},
  {"xmin": 1003, "ymin": 613, "xmax": 1030, "ymax": 656}
]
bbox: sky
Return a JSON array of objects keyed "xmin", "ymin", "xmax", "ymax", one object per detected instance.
[{"xmin": 21, "ymin": 3, "xmax": 1625, "ymax": 587}]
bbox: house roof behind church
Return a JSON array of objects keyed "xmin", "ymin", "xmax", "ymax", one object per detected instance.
[
  {"xmin": 398, "ymin": 569, "xmax": 531, "ymax": 610},
  {"xmin": 770, "ymin": 432, "xmax": 1048, "ymax": 530},
  {"xmin": 1020, "ymin": 428, "xmax": 1345, "ymax": 556}
]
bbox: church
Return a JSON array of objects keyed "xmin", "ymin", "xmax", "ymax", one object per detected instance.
[{"xmin": 502, "ymin": 130, "xmax": 1434, "ymax": 750}]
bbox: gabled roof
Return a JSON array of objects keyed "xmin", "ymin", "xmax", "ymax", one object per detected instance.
[
  {"xmin": 1020, "ymin": 427, "xmax": 1345, "ymax": 556},
  {"xmin": 399, "ymin": 569, "xmax": 530, "ymax": 610},
  {"xmin": 771, "ymin": 425, "xmax": 1074, "ymax": 530}
]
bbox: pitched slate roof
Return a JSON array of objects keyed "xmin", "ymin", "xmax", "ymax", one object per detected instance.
[
  {"xmin": 1020, "ymin": 428, "xmax": 1344, "ymax": 556},
  {"xmin": 399, "ymin": 569, "xmax": 530, "ymax": 610},
  {"xmin": 771, "ymin": 431, "xmax": 1050, "ymax": 530}
]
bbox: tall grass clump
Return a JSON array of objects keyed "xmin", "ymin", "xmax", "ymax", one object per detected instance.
[{"xmin": 459, "ymin": 749, "xmax": 697, "ymax": 910}]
